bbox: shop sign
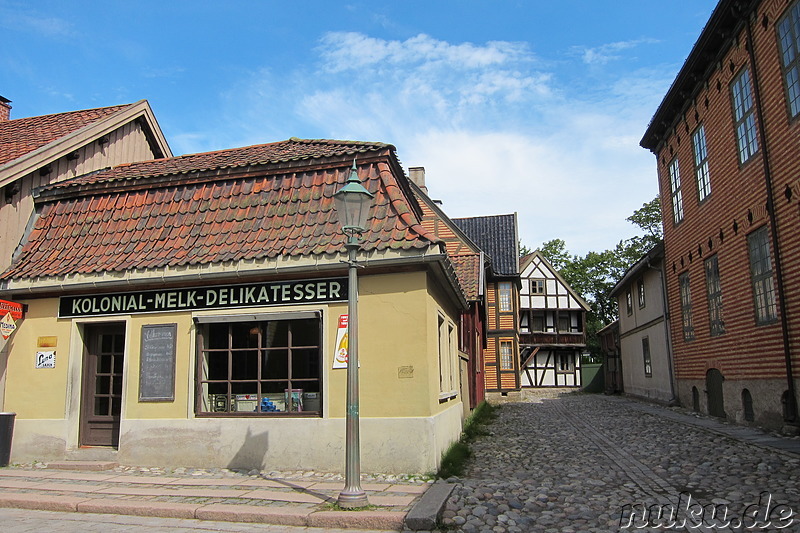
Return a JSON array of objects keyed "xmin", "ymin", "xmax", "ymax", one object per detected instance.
[
  {"xmin": 0, "ymin": 299, "xmax": 23, "ymax": 340},
  {"xmin": 333, "ymin": 315, "xmax": 348, "ymax": 369},
  {"xmin": 59, "ymin": 277, "xmax": 348, "ymax": 318}
]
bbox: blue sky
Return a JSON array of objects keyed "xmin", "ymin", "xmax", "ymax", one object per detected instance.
[{"xmin": 1, "ymin": 1, "xmax": 718, "ymax": 255}]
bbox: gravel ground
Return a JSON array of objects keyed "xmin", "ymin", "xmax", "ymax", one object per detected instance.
[{"xmin": 437, "ymin": 393, "xmax": 800, "ymax": 533}]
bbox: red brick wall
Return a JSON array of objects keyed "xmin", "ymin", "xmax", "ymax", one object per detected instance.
[{"xmin": 653, "ymin": 0, "xmax": 799, "ymax": 384}]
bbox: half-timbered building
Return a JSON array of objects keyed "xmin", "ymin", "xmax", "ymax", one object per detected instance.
[{"xmin": 518, "ymin": 251, "xmax": 590, "ymax": 388}]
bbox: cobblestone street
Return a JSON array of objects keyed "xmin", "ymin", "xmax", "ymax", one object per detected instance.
[{"xmin": 440, "ymin": 393, "xmax": 800, "ymax": 532}]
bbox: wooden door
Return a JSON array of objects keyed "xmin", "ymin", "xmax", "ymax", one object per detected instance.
[
  {"xmin": 706, "ymin": 368, "xmax": 725, "ymax": 419},
  {"xmin": 80, "ymin": 323, "xmax": 125, "ymax": 447}
]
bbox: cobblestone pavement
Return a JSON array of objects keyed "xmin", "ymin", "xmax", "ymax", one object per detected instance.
[{"xmin": 439, "ymin": 393, "xmax": 800, "ymax": 532}]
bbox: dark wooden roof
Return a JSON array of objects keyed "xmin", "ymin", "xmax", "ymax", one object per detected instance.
[{"xmin": 453, "ymin": 214, "xmax": 519, "ymax": 276}]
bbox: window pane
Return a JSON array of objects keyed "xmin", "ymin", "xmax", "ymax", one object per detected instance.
[
  {"xmin": 731, "ymin": 69, "xmax": 759, "ymax": 163},
  {"xmin": 748, "ymin": 227, "xmax": 777, "ymax": 324},
  {"xmin": 778, "ymin": 4, "xmax": 800, "ymax": 117},
  {"xmin": 668, "ymin": 159, "xmax": 684, "ymax": 223}
]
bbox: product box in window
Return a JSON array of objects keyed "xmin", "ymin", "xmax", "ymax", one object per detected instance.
[{"xmin": 285, "ymin": 389, "xmax": 303, "ymax": 411}]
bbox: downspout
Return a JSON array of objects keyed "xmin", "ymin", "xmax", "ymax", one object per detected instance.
[
  {"xmin": 647, "ymin": 255, "xmax": 678, "ymax": 405},
  {"xmin": 745, "ymin": 14, "xmax": 798, "ymax": 423}
]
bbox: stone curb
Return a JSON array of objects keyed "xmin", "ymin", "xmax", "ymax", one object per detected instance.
[
  {"xmin": 0, "ymin": 491, "xmax": 409, "ymax": 530},
  {"xmin": 404, "ymin": 482, "xmax": 454, "ymax": 530}
]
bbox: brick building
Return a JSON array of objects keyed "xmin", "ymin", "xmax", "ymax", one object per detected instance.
[{"xmin": 641, "ymin": 0, "xmax": 799, "ymax": 430}]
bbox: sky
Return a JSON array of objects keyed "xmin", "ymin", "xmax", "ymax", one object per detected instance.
[{"xmin": 1, "ymin": 0, "xmax": 719, "ymax": 256}]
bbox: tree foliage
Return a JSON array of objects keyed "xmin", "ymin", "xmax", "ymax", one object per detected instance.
[{"xmin": 534, "ymin": 196, "xmax": 662, "ymax": 356}]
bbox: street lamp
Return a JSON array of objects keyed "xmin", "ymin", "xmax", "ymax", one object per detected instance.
[{"xmin": 333, "ymin": 159, "xmax": 374, "ymax": 509}]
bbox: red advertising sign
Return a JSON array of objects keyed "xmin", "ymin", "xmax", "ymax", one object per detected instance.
[{"xmin": 0, "ymin": 300, "xmax": 22, "ymax": 320}]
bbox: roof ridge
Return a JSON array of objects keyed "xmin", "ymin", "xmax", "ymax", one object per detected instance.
[{"xmin": 1, "ymin": 102, "xmax": 134, "ymax": 124}]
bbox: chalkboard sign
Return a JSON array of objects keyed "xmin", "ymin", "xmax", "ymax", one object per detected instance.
[{"xmin": 139, "ymin": 323, "xmax": 177, "ymax": 401}]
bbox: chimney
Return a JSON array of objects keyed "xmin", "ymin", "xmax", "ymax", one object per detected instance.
[
  {"xmin": 408, "ymin": 166, "xmax": 427, "ymax": 193},
  {"xmin": 0, "ymin": 96, "xmax": 11, "ymax": 122}
]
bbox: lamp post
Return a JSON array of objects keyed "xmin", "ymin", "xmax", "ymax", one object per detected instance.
[{"xmin": 333, "ymin": 159, "xmax": 374, "ymax": 509}]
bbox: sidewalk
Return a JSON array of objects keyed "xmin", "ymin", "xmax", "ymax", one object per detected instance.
[
  {"xmin": 610, "ymin": 394, "xmax": 800, "ymax": 455},
  {"xmin": 0, "ymin": 462, "xmax": 434, "ymax": 531}
]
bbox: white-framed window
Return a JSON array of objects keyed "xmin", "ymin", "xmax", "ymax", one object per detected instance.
[
  {"xmin": 438, "ymin": 314, "xmax": 459, "ymax": 397},
  {"xmin": 668, "ymin": 158, "xmax": 684, "ymax": 224},
  {"xmin": 778, "ymin": 1, "xmax": 800, "ymax": 117},
  {"xmin": 625, "ymin": 289, "xmax": 633, "ymax": 316},
  {"xmin": 499, "ymin": 341, "xmax": 514, "ymax": 370},
  {"xmin": 731, "ymin": 68, "xmax": 759, "ymax": 164},
  {"xmin": 642, "ymin": 337, "xmax": 652, "ymax": 377},
  {"xmin": 679, "ymin": 273, "xmax": 695, "ymax": 341},
  {"xmin": 747, "ymin": 226, "xmax": 778, "ymax": 325},
  {"xmin": 196, "ymin": 313, "xmax": 321, "ymax": 416},
  {"xmin": 637, "ymin": 277, "xmax": 646, "ymax": 308},
  {"xmin": 498, "ymin": 282, "xmax": 513, "ymax": 312},
  {"xmin": 692, "ymin": 124, "xmax": 712, "ymax": 202},
  {"xmin": 705, "ymin": 254, "xmax": 725, "ymax": 336}
]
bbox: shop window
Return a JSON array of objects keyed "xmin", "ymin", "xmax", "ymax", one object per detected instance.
[
  {"xmin": 668, "ymin": 158, "xmax": 684, "ymax": 224},
  {"xmin": 731, "ymin": 68, "xmax": 759, "ymax": 164},
  {"xmin": 498, "ymin": 282, "xmax": 513, "ymax": 312},
  {"xmin": 196, "ymin": 314, "xmax": 321, "ymax": 416},
  {"xmin": 679, "ymin": 273, "xmax": 695, "ymax": 341},
  {"xmin": 778, "ymin": 1, "xmax": 800, "ymax": 117},
  {"xmin": 747, "ymin": 226, "xmax": 777, "ymax": 325}
]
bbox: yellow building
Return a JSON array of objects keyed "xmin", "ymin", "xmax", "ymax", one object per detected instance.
[{"xmin": 0, "ymin": 139, "xmax": 467, "ymax": 473}]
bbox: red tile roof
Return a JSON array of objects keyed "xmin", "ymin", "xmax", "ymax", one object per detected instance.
[
  {"xmin": 2, "ymin": 139, "xmax": 440, "ymax": 280},
  {"xmin": 450, "ymin": 254, "xmax": 482, "ymax": 301},
  {"xmin": 0, "ymin": 104, "xmax": 132, "ymax": 166}
]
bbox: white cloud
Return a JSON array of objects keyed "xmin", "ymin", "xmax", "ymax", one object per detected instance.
[
  {"xmin": 206, "ymin": 31, "xmax": 668, "ymax": 255},
  {"xmin": 573, "ymin": 38, "xmax": 659, "ymax": 65},
  {"xmin": 0, "ymin": 7, "xmax": 75, "ymax": 38}
]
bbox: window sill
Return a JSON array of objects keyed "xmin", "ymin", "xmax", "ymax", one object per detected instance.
[
  {"xmin": 438, "ymin": 391, "xmax": 458, "ymax": 403},
  {"xmin": 196, "ymin": 411, "xmax": 322, "ymax": 418}
]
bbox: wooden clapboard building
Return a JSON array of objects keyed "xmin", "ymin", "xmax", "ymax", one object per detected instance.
[
  {"xmin": 518, "ymin": 251, "xmax": 590, "ymax": 388},
  {"xmin": 453, "ymin": 214, "xmax": 521, "ymax": 393},
  {"xmin": 641, "ymin": 0, "xmax": 800, "ymax": 430}
]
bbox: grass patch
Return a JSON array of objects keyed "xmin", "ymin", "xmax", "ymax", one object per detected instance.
[{"xmin": 436, "ymin": 401, "xmax": 499, "ymax": 479}]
